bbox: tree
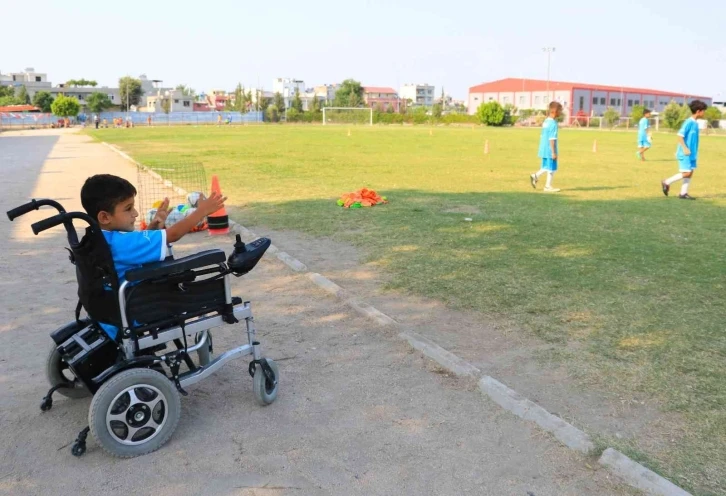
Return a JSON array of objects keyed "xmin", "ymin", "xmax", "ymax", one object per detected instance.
[
  {"xmin": 502, "ymin": 103, "xmax": 517, "ymax": 125},
  {"xmin": 333, "ymin": 79, "xmax": 363, "ymax": 107},
  {"xmin": 161, "ymin": 98, "xmax": 171, "ymax": 114},
  {"xmin": 0, "ymin": 86, "xmax": 15, "ymax": 98},
  {"xmin": 630, "ymin": 104, "xmax": 646, "ymax": 124},
  {"xmin": 432, "ymin": 103, "xmax": 443, "ymax": 119},
  {"xmin": 118, "ymin": 77, "xmax": 144, "ymax": 110},
  {"xmin": 266, "ymin": 104, "xmax": 279, "ymax": 123},
  {"xmin": 175, "ymin": 84, "xmax": 195, "ymax": 97},
  {"xmin": 291, "ymin": 89, "xmax": 303, "ymax": 113},
  {"xmin": 476, "ymin": 101, "xmax": 506, "ymax": 126},
  {"xmin": 0, "ymin": 96, "xmax": 22, "ymax": 107},
  {"xmin": 603, "ymin": 107, "xmax": 620, "ymax": 128},
  {"xmin": 309, "ymin": 95, "xmax": 321, "ymax": 113},
  {"xmin": 257, "ymin": 91, "xmax": 270, "ymax": 112},
  {"xmin": 663, "ymin": 101, "xmax": 688, "ymax": 131},
  {"xmin": 223, "ymin": 98, "xmax": 233, "ymax": 111},
  {"xmin": 86, "ymin": 92, "xmax": 113, "ymax": 114},
  {"xmin": 286, "ymin": 108, "xmax": 301, "ymax": 122},
  {"xmin": 16, "ymin": 85, "xmax": 30, "ymax": 104},
  {"xmin": 233, "ymin": 83, "xmax": 244, "ymax": 112},
  {"xmin": 440, "ymin": 87, "xmax": 446, "ymax": 108},
  {"xmin": 273, "ymin": 92, "xmax": 285, "ymax": 112},
  {"xmin": 246, "ymin": 90, "xmax": 253, "ymax": 110},
  {"xmin": 32, "ymin": 91, "xmax": 54, "ymax": 112},
  {"xmin": 703, "ymin": 106, "xmax": 722, "ymax": 124},
  {"xmin": 66, "ymin": 79, "xmax": 97, "ymax": 87},
  {"xmin": 51, "ymin": 94, "xmax": 80, "ymax": 117}
]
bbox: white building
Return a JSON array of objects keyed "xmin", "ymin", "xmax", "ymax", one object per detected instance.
[
  {"xmin": 0, "ymin": 68, "xmax": 52, "ymax": 97},
  {"xmin": 272, "ymin": 78, "xmax": 305, "ymax": 108},
  {"xmin": 145, "ymin": 89, "xmax": 194, "ymax": 113},
  {"xmin": 400, "ymin": 83, "xmax": 435, "ymax": 106}
]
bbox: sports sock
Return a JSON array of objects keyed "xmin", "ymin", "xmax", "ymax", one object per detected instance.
[
  {"xmin": 665, "ymin": 173, "xmax": 683, "ymax": 185},
  {"xmin": 535, "ymin": 168, "xmax": 548, "ymax": 179},
  {"xmin": 680, "ymin": 178, "xmax": 691, "ymax": 196},
  {"xmin": 545, "ymin": 172, "xmax": 554, "ymax": 188}
]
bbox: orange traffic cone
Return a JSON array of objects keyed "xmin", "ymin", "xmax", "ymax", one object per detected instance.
[
  {"xmin": 484, "ymin": 139, "xmax": 490, "ymax": 155},
  {"xmin": 208, "ymin": 174, "xmax": 229, "ymax": 235},
  {"xmin": 592, "ymin": 139, "xmax": 598, "ymax": 153}
]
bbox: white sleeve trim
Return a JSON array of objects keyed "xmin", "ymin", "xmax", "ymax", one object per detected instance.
[
  {"xmin": 677, "ymin": 132, "xmax": 685, "ymax": 137},
  {"xmin": 159, "ymin": 229, "xmax": 168, "ymax": 261}
]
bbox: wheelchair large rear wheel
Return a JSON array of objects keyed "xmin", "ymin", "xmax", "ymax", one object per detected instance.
[
  {"xmin": 45, "ymin": 344, "xmax": 90, "ymax": 399},
  {"xmin": 89, "ymin": 368, "xmax": 181, "ymax": 458}
]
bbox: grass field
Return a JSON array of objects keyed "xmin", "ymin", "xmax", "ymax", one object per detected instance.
[{"xmin": 89, "ymin": 125, "xmax": 726, "ymax": 495}]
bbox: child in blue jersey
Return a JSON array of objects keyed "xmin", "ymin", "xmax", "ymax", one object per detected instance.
[
  {"xmin": 637, "ymin": 109, "xmax": 652, "ymax": 161},
  {"xmin": 530, "ymin": 101, "xmax": 563, "ymax": 192},
  {"xmin": 661, "ymin": 100, "xmax": 708, "ymax": 200},
  {"xmin": 80, "ymin": 175, "xmax": 227, "ymax": 338}
]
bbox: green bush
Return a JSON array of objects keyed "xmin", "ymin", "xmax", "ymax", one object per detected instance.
[
  {"xmin": 663, "ymin": 101, "xmax": 690, "ymax": 131},
  {"xmin": 589, "ymin": 117, "xmax": 601, "ymax": 128},
  {"xmin": 476, "ymin": 101, "xmax": 506, "ymax": 126}
]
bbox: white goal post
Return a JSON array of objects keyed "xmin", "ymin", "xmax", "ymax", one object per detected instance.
[{"xmin": 322, "ymin": 107, "xmax": 373, "ymax": 126}]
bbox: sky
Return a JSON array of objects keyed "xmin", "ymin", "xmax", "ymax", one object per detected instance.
[{"xmin": 4, "ymin": 0, "xmax": 725, "ymax": 100}]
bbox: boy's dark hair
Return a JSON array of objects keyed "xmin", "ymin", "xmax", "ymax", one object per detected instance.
[
  {"xmin": 549, "ymin": 101, "xmax": 563, "ymax": 111},
  {"xmin": 81, "ymin": 174, "xmax": 137, "ymax": 220},
  {"xmin": 643, "ymin": 109, "xmax": 652, "ymax": 115},
  {"xmin": 688, "ymin": 100, "xmax": 707, "ymax": 113}
]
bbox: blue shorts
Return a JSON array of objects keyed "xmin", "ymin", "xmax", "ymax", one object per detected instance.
[
  {"xmin": 541, "ymin": 158, "xmax": 558, "ymax": 172},
  {"xmin": 678, "ymin": 158, "xmax": 697, "ymax": 172},
  {"xmin": 638, "ymin": 140, "xmax": 651, "ymax": 148}
]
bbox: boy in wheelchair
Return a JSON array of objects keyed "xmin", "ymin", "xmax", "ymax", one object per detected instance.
[
  {"xmin": 80, "ymin": 174, "xmax": 226, "ymax": 339},
  {"xmin": 6, "ymin": 174, "xmax": 279, "ymax": 459}
]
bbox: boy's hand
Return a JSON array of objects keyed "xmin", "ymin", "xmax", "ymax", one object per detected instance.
[
  {"xmin": 551, "ymin": 153, "xmax": 557, "ymax": 160},
  {"xmin": 197, "ymin": 191, "xmax": 227, "ymax": 217},
  {"xmin": 683, "ymin": 148, "xmax": 691, "ymax": 156},
  {"xmin": 149, "ymin": 198, "xmax": 170, "ymax": 228}
]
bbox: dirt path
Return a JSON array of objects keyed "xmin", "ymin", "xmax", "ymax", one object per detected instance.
[{"xmin": 0, "ymin": 130, "xmax": 636, "ymax": 496}]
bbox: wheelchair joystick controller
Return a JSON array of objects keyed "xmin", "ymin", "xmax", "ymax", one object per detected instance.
[{"xmin": 227, "ymin": 234, "xmax": 271, "ymax": 276}]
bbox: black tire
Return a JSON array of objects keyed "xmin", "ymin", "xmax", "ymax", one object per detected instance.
[
  {"xmin": 253, "ymin": 359, "xmax": 279, "ymax": 406},
  {"xmin": 196, "ymin": 331, "xmax": 212, "ymax": 366},
  {"xmin": 45, "ymin": 344, "xmax": 90, "ymax": 399},
  {"xmin": 89, "ymin": 368, "xmax": 181, "ymax": 458}
]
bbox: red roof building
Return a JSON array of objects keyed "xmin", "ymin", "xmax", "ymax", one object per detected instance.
[
  {"xmin": 363, "ymin": 86, "xmax": 401, "ymax": 112},
  {"xmin": 468, "ymin": 78, "xmax": 712, "ymax": 120},
  {"xmin": 0, "ymin": 104, "xmax": 40, "ymax": 113}
]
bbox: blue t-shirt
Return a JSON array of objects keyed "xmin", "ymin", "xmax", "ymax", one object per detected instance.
[
  {"xmin": 676, "ymin": 118, "xmax": 699, "ymax": 161},
  {"xmin": 99, "ymin": 230, "xmax": 168, "ymax": 340},
  {"xmin": 538, "ymin": 117, "xmax": 558, "ymax": 159},
  {"xmin": 103, "ymin": 230, "xmax": 168, "ymax": 282},
  {"xmin": 638, "ymin": 117, "xmax": 649, "ymax": 141}
]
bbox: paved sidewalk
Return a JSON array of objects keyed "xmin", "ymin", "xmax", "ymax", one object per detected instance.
[{"xmin": 0, "ymin": 130, "xmax": 635, "ymax": 496}]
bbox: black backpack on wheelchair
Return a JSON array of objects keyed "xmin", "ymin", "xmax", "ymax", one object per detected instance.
[{"xmin": 7, "ymin": 199, "xmax": 279, "ymax": 458}]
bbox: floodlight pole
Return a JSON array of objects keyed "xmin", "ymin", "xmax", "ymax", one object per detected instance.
[{"xmin": 542, "ymin": 47, "xmax": 555, "ymax": 102}]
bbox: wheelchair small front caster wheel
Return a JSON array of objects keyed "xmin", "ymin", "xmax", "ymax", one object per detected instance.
[
  {"xmin": 253, "ymin": 359, "xmax": 279, "ymax": 406},
  {"xmin": 71, "ymin": 441, "xmax": 86, "ymax": 457},
  {"xmin": 40, "ymin": 397, "xmax": 53, "ymax": 412}
]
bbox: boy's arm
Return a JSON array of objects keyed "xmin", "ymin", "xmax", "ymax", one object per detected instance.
[
  {"xmin": 165, "ymin": 191, "xmax": 226, "ymax": 243},
  {"xmin": 148, "ymin": 198, "xmax": 170, "ymax": 230},
  {"xmin": 677, "ymin": 134, "xmax": 690, "ymax": 155},
  {"xmin": 549, "ymin": 121, "xmax": 558, "ymax": 159}
]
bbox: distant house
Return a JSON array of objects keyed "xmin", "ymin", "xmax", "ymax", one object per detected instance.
[{"xmin": 363, "ymin": 86, "xmax": 400, "ymax": 112}]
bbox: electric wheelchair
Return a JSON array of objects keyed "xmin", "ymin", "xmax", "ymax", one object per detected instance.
[{"xmin": 7, "ymin": 198, "xmax": 279, "ymax": 458}]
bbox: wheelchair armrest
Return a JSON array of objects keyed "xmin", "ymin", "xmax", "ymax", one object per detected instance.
[{"xmin": 125, "ymin": 249, "xmax": 226, "ymax": 282}]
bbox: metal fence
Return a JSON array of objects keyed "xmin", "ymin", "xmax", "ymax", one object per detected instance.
[{"xmin": 0, "ymin": 111, "xmax": 264, "ymax": 130}]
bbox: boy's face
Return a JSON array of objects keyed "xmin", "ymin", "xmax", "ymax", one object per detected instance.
[
  {"xmin": 97, "ymin": 196, "xmax": 138, "ymax": 232},
  {"xmin": 551, "ymin": 106, "xmax": 562, "ymax": 118},
  {"xmin": 694, "ymin": 108, "xmax": 706, "ymax": 119}
]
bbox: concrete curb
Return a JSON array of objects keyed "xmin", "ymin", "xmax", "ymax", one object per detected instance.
[
  {"xmin": 401, "ymin": 330, "xmax": 481, "ymax": 378},
  {"xmin": 598, "ymin": 449, "xmax": 692, "ymax": 496},
  {"xmin": 478, "ymin": 376, "xmax": 595, "ymax": 454},
  {"xmin": 102, "ymin": 143, "xmax": 692, "ymax": 496}
]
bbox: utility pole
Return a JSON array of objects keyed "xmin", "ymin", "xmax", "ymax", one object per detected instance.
[{"xmin": 542, "ymin": 47, "xmax": 555, "ymax": 102}]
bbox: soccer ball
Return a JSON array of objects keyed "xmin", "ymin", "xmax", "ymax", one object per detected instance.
[
  {"xmin": 145, "ymin": 208, "xmax": 158, "ymax": 226},
  {"xmin": 165, "ymin": 209, "xmax": 185, "ymax": 227},
  {"xmin": 187, "ymin": 192, "xmax": 205, "ymax": 208}
]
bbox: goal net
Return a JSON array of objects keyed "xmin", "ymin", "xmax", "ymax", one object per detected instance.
[{"xmin": 322, "ymin": 107, "xmax": 373, "ymax": 126}]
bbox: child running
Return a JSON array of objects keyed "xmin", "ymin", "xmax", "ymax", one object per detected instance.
[
  {"xmin": 637, "ymin": 109, "xmax": 653, "ymax": 161},
  {"xmin": 530, "ymin": 101, "xmax": 563, "ymax": 193},
  {"xmin": 661, "ymin": 100, "xmax": 708, "ymax": 200}
]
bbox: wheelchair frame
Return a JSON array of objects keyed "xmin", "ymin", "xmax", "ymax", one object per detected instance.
[{"xmin": 7, "ymin": 198, "xmax": 279, "ymax": 458}]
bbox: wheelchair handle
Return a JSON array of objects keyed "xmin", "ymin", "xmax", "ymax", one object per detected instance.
[
  {"xmin": 6, "ymin": 198, "xmax": 66, "ymax": 221},
  {"xmin": 32, "ymin": 214, "xmax": 66, "ymax": 235},
  {"xmin": 31, "ymin": 211, "xmax": 97, "ymax": 236}
]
